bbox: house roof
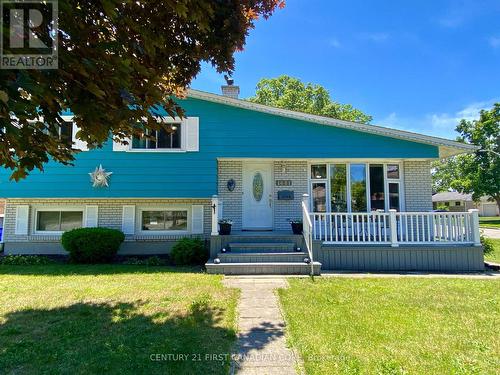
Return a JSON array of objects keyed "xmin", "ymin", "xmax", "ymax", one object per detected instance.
[
  {"xmin": 432, "ymin": 191, "xmax": 473, "ymax": 202},
  {"xmin": 188, "ymin": 89, "xmax": 478, "ymax": 158}
]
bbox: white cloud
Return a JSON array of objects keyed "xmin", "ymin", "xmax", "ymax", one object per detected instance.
[
  {"xmin": 376, "ymin": 99, "xmax": 499, "ymax": 139},
  {"xmin": 358, "ymin": 32, "xmax": 389, "ymax": 43},
  {"xmin": 328, "ymin": 37, "xmax": 342, "ymax": 48},
  {"xmin": 489, "ymin": 36, "xmax": 500, "ymax": 48}
]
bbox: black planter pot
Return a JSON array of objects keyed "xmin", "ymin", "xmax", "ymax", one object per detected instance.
[
  {"xmin": 219, "ymin": 223, "xmax": 232, "ymax": 235},
  {"xmin": 291, "ymin": 222, "xmax": 303, "ymax": 235}
]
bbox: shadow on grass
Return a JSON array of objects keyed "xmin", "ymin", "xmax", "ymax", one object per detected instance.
[
  {"xmin": 0, "ymin": 299, "xmax": 236, "ymax": 374},
  {"xmin": 0, "ymin": 264, "xmax": 206, "ymax": 276}
]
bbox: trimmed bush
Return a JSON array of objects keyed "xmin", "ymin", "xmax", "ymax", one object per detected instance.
[
  {"xmin": 481, "ymin": 235, "xmax": 494, "ymax": 254},
  {"xmin": 61, "ymin": 227, "xmax": 124, "ymax": 263},
  {"xmin": 170, "ymin": 238, "xmax": 207, "ymax": 265}
]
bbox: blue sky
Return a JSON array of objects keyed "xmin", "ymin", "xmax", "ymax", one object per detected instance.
[{"xmin": 192, "ymin": 0, "xmax": 500, "ymax": 140}]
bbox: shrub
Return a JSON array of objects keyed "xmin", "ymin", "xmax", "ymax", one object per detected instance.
[
  {"xmin": 170, "ymin": 238, "xmax": 207, "ymax": 265},
  {"xmin": 0, "ymin": 255, "xmax": 55, "ymax": 265},
  {"xmin": 61, "ymin": 227, "xmax": 125, "ymax": 263},
  {"xmin": 122, "ymin": 256, "xmax": 167, "ymax": 266},
  {"xmin": 481, "ymin": 234, "xmax": 494, "ymax": 254}
]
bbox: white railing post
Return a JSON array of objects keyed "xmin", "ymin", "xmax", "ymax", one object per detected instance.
[
  {"xmin": 468, "ymin": 209, "xmax": 481, "ymax": 246},
  {"xmin": 301, "ymin": 194, "xmax": 315, "ymax": 276},
  {"xmin": 389, "ymin": 209, "xmax": 399, "ymax": 247},
  {"xmin": 302, "ymin": 193, "xmax": 310, "ymax": 233},
  {"xmin": 211, "ymin": 195, "xmax": 219, "ymax": 236},
  {"xmin": 302, "ymin": 194, "xmax": 310, "ymax": 215}
]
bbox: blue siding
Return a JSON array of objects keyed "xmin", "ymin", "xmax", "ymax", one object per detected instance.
[{"xmin": 0, "ymin": 98, "xmax": 438, "ymax": 198}]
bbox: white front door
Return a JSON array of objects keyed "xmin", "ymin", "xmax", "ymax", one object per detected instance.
[{"xmin": 243, "ymin": 162, "xmax": 273, "ymax": 230}]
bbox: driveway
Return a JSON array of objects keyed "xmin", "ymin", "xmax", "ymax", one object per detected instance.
[{"xmin": 481, "ymin": 228, "xmax": 500, "ymax": 239}]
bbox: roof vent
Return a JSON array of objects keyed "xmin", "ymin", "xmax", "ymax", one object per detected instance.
[{"xmin": 221, "ymin": 75, "xmax": 239, "ymax": 99}]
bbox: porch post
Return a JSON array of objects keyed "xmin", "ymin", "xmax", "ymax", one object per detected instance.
[
  {"xmin": 468, "ymin": 209, "xmax": 481, "ymax": 246},
  {"xmin": 389, "ymin": 209, "xmax": 399, "ymax": 247},
  {"xmin": 302, "ymin": 194, "xmax": 310, "ymax": 234},
  {"xmin": 302, "ymin": 193, "xmax": 310, "ymax": 211},
  {"xmin": 211, "ymin": 195, "xmax": 219, "ymax": 236}
]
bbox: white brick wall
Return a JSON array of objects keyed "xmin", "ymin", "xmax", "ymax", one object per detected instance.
[
  {"xmin": 273, "ymin": 161, "xmax": 308, "ymax": 231},
  {"xmin": 403, "ymin": 160, "xmax": 433, "ymax": 211},
  {"xmin": 218, "ymin": 160, "xmax": 243, "ymax": 230},
  {"xmin": 3, "ymin": 198, "xmax": 212, "ymax": 243}
]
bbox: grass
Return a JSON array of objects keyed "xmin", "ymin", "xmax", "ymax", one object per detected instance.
[
  {"xmin": 485, "ymin": 239, "xmax": 500, "ymax": 263},
  {"xmin": 0, "ymin": 265, "xmax": 239, "ymax": 374},
  {"xmin": 479, "ymin": 216, "xmax": 500, "ymax": 229},
  {"xmin": 279, "ymin": 278, "xmax": 500, "ymax": 375}
]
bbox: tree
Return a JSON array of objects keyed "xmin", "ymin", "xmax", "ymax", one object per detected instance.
[
  {"xmin": 0, "ymin": 0, "xmax": 285, "ymax": 180},
  {"xmin": 248, "ymin": 75, "xmax": 372, "ymax": 123},
  {"xmin": 432, "ymin": 103, "xmax": 500, "ymax": 211}
]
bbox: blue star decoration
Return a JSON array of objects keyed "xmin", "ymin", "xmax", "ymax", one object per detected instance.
[{"xmin": 89, "ymin": 164, "xmax": 113, "ymax": 188}]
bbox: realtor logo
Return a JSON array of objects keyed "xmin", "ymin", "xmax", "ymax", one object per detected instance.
[{"xmin": 0, "ymin": 0, "xmax": 58, "ymax": 69}]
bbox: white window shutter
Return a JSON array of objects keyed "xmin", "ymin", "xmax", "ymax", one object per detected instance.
[
  {"xmin": 85, "ymin": 206, "xmax": 98, "ymax": 227},
  {"xmin": 15, "ymin": 205, "xmax": 29, "ymax": 235},
  {"xmin": 72, "ymin": 123, "xmax": 89, "ymax": 151},
  {"xmin": 185, "ymin": 117, "xmax": 199, "ymax": 151},
  {"xmin": 113, "ymin": 137, "xmax": 131, "ymax": 151},
  {"xmin": 122, "ymin": 205, "xmax": 136, "ymax": 235},
  {"xmin": 191, "ymin": 205, "xmax": 204, "ymax": 234}
]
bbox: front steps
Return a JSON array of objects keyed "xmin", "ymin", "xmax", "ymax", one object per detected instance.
[{"xmin": 206, "ymin": 239, "xmax": 321, "ymax": 275}]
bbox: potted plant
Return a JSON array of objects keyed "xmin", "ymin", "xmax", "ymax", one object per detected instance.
[
  {"xmin": 218, "ymin": 219, "xmax": 233, "ymax": 235},
  {"xmin": 288, "ymin": 219, "xmax": 303, "ymax": 235}
]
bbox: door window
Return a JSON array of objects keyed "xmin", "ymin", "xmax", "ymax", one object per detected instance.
[{"xmin": 252, "ymin": 172, "xmax": 264, "ymax": 202}]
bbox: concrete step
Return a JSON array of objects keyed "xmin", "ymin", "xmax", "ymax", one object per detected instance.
[
  {"xmin": 218, "ymin": 252, "xmax": 308, "ymax": 263},
  {"xmin": 228, "ymin": 242, "xmax": 296, "ymax": 253},
  {"xmin": 205, "ymin": 261, "xmax": 322, "ymax": 275}
]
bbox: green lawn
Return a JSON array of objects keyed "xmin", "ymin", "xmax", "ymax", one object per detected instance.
[
  {"xmin": 0, "ymin": 265, "xmax": 239, "ymax": 374},
  {"xmin": 279, "ymin": 278, "xmax": 500, "ymax": 375},
  {"xmin": 479, "ymin": 216, "xmax": 500, "ymax": 229},
  {"xmin": 485, "ymin": 239, "xmax": 500, "ymax": 263}
]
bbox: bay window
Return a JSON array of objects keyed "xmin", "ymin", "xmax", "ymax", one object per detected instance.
[
  {"xmin": 369, "ymin": 164, "xmax": 385, "ymax": 211},
  {"xmin": 330, "ymin": 164, "xmax": 347, "ymax": 212},
  {"xmin": 350, "ymin": 164, "xmax": 367, "ymax": 212},
  {"xmin": 388, "ymin": 182, "xmax": 400, "ymax": 210},
  {"xmin": 310, "ymin": 162, "xmax": 402, "ymax": 212},
  {"xmin": 312, "ymin": 182, "xmax": 326, "ymax": 212}
]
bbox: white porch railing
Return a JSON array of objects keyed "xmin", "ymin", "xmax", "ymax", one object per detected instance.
[
  {"xmin": 302, "ymin": 194, "xmax": 315, "ymax": 276},
  {"xmin": 311, "ymin": 209, "xmax": 481, "ymax": 247}
]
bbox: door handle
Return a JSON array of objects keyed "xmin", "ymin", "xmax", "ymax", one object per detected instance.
[{"xmin": 269, "ymin": 195, "xmax": 272, "ymax": 208}]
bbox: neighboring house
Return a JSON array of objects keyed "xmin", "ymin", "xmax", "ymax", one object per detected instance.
[
  {"xmin": 432, "ymin": 192, "xmax": 499, "ymax": 217},
  {"xmin": 0, "ymin": 86, "xmax": 484, "ymax": 273}
]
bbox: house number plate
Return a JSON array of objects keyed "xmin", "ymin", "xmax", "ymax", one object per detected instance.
[{"xmin": 276, "ymin": 179, "xmax": 292, "ymax": 187}]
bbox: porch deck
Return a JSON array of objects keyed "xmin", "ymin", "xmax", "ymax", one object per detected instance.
[{"xmin": 206, "ymin": 195, "xmax": 484, "ymax": 275}]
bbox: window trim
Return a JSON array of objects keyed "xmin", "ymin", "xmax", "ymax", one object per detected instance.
[
  {"xmin": 308, "ymin": 161, "xmax": 404, "ymax": 213},
  {"xmin": 33, "ymin": 206, "xmax": 85, "ymax": 235},
  {"xmin": 128, "ymin": 117, "xmax": 188, "ymax": 153},
  {"xmin": 137, "ymin": 206, "xmax": 191, "ymax": 235}
]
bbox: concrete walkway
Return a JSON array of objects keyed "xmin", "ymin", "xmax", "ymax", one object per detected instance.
[
  {"xmin": 481, "ymin": 227, "xmax": 500, "ymax": 239},
  {"xmin": 224, "ymin": 277, "xmax": 300, "ymax": 375}
]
